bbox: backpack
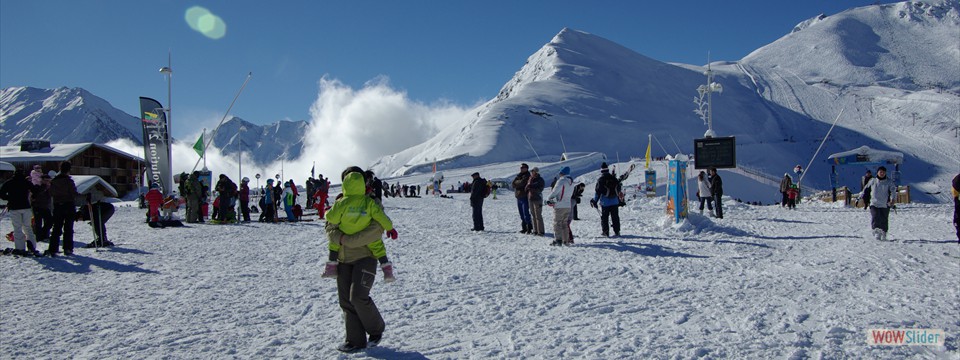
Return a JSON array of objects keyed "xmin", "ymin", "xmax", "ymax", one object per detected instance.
[
  {"xmin": 598, "ymin": 175, "xmax": 619, "ymax": 198},
  {"xmin": 483, "ymin": 182, "xmax": 491, "ymax": 198}
]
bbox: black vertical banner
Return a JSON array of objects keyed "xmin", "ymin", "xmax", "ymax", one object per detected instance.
[{"xmin": 139, "ymin": 97, "xmax": 172, "ymax": 195}]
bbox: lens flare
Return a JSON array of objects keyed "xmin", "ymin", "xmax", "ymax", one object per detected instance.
[{"xmin": 184, "ymin": 6, "xmax": 226, "ymax": 40}]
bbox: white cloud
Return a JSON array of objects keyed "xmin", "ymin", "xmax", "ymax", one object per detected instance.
[
  {"xmin": 297, "ymin": 76, "xmax": 471, "ymax": 181},
  {"xmin": 110, "ymin": 76, "xmax": 474, "ymax": 187}
]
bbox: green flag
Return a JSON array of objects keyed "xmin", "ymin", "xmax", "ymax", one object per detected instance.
[{"xmin": 193, "ymin": 134, "xmax": 204, "ymax": 158}]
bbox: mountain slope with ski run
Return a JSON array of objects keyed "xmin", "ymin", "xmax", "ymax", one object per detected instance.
[
  {"xmin": 371, "ymin": 0, "xmax": 960, "ymax": 204},
  {"xmin": 1, "ymin": 159, "xmax": 957, "ymax": 358}
]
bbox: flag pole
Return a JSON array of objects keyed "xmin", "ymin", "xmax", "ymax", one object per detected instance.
[{"xmin": 192, "ymin": 72, "xmax": 253, "ymax": 173}]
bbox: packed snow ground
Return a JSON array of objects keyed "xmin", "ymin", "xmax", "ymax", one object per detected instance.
[{"xmin": 1, "ymin": 179, "xmax": 958, "ymax": 359}]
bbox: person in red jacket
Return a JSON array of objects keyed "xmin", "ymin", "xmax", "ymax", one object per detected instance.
[
  {"xmin": 145, "ymin": 183, "xmax": 164, "ymax": 222},
  {"xmin": 313, "ymin": 175, "xmax": 330, "ymax": 218}
]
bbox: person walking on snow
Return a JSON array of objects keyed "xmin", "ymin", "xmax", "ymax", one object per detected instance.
[
  {"xmin": 860, "ymin": 166, "xmax": 896, "ymax": 241},
  {"xmin": 323, "ymin": 168, "xmax": 399, "ymax": 352},
  {"xmin": 547, "ymin": 166, "xmax": 574, "ymax": 246},
  {"xmin": 526, "ymin": 167, "xmax": 546, "ymax": 236},
  {"xmin": 512, "ymin": 163, "xmax": 533, "ymax": 233}
]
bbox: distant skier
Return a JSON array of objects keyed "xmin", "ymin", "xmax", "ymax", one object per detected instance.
[
  {"xmin": 860, "ymin": 170, "xmax": 873, "ymax": 210},
  {"xmin": 860, "ymin": 166, "xmax": 896, "ymax": 241}
]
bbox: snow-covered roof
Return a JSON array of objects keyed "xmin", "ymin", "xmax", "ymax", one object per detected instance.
[
  {"xmin": 73, "ymin": 175, "xmax": 118, "ymax": 198},
  {"xmin": 826, "ymin": 146, "xmax": 904, "ymax": 165},
  {"xmin": 0, "ymin": 143, "xmax": 142, "ymax": 163}
]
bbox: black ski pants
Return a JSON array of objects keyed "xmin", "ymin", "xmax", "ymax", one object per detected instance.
[
  {"xmin": 471, "ymin": 198, "xmax": 484, "ymax": 230},
  {"xmin": 32, "ymin": 207, "xmax": 53, "ymax": 240},
  {"xmin": 240, "ymin": 200, "xmax": 250, "ymax": 222},
  {"xmin": 337, "ymin": 257, "xmax": 384, "ymax": 348},
  {"xmin": 870, "ymin": 206, "xmax": 890, "ymax": 232},
  {"xmin": 600, "ymin": 205, "xmax": 620, "ymax": 236},
  {"xmin": 48, "ymin": 202, "xmax": 75, "ymax": 254},
  {"xmin": 713, "ymin": 193, "xmax": 724, "ymax": 219}
]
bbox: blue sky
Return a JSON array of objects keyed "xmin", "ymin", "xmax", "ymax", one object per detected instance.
[{"xmin": 1, "ymin": 0, "xmax": 877, "ymax": 140}]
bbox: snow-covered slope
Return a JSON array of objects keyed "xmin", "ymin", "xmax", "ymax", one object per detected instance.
[
  {"xmin": 0, "ymin": 86, "xmax": 142, "ymax": 145},
  {"xmin": 372, "ymin": 1, "xmax": 960, "ymax": 204},
  {"xmin": 1, "ymin": 160, "xmax": 956, "ymax": 358}
]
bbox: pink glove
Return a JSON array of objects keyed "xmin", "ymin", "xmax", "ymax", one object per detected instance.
[{"xmin": 386, "ymin": 229, "xmax": 398, "ymax": 240}]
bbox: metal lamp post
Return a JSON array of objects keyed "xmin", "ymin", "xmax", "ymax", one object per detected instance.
[
  {"xmin": 696, "ymin": 62, "xmax": 723, "ymax": 138},
  {"xmin": 159, "ymin": 54, "xmax": 174, "ymax": 195}
]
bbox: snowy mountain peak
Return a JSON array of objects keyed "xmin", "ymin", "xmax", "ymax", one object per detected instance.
[
  {"xmin": 0, "ymin": 86, "xmax": 143, "ymax": 146},
  {"xmin": 791, "ymin": 14, "xmax": 829, "ymax": 33},
  {"xmin": 373, "ymin": 1, "xmax": 959, "ymax": 203}
]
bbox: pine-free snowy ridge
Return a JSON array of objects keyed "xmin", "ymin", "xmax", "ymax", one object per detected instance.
[{"xmin": 1, "ymin": 159, "xmax": 957, "ymax": 358}]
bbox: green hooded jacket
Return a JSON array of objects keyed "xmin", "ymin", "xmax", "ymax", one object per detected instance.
[
  {"xmin": 325, "ymin": 172, "xmax": 394, "ymax": 234},
  {"xmin": 325, "ymin": 172, "xmax": 393, "ymax": 262}
]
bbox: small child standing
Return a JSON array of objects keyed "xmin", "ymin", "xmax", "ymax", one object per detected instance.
[
  {"xmin": 30, "ymin": 165, "xmax": 43, "ymax": 186},
  {"xmin": 322, "ymin": 171, "xmax": 399, "ymax": 282},
  {"xmin": 786, "ymin": 184, "xmax": 799, "ymax": 210}
]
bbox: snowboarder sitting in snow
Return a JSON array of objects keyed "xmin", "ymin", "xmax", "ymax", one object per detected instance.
[{"xmin": 322, "ymin": 168, "xmax": 399, "ymax": 283}]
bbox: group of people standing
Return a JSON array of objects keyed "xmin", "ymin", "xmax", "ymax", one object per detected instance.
[
  {"xmin": 695, "ymin": 167, "xmax": 724, "ymax": 219},
  {"xmin": 0, "ymin": 161, "xmax": 114, "ymax": 257},
  {"xmin": 509, "ymin": 163, "xmax": 596, "ymax": 246}
]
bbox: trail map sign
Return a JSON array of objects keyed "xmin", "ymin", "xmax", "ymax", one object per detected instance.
[{"xmin": 694, "ymin": 136, "xmax": 736, "ymax": 169}]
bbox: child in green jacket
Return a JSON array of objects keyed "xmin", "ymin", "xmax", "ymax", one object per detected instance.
[{"xmin": 322, "ymin": 171, "xmax": 399, "ymax": 282}]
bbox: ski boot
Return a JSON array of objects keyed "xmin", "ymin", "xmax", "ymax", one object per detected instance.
[
  {"xmin": 321, "ymin": 261, "xmax": 338, "ymax": 279},
  {"xmin": 381, "ymin": 262, "xmax": 396, "ymax": 283}
]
